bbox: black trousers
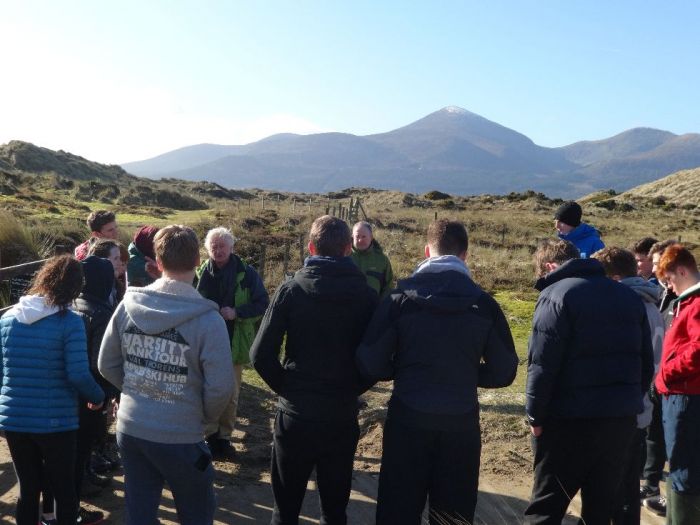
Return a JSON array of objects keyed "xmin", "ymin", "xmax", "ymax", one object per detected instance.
[
  {"xmin": 376, "ymin": 416, "xmax": 481, "ymax": 525},
  {"xmin": 642, "ymin": 396, "xmax": 666, "ymax": 486},
  {"xmin": 524, "ymin": 416, "xmax": 636, "ymax": 525},
  {"xmin": 612, "ymin": 428, "xmax": 646, "ymax": 525},
  {"xmin": 270, "ymin": 411, "xmax": 360, "ymax": 525},
  {"xmin": 5, "ymin": 430, "xmax": 78, "ymax": 525},
  {"xmin": 41, "ymin": 402, "xmax": 106, "ymax": 513}
]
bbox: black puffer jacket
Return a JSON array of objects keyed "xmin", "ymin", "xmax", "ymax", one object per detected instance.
[
  {"xmin": 357, "ymin": 259, "xmax": 517, "ymax": 430},
  {"xmin": 250, "ymin": 256, "xmax": 378, "ymax": 422},
  {"xmin": 526, "ymin": 258, "xmax": 654, "ymax": 426}
]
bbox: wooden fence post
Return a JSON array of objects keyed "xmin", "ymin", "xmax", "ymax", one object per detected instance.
[
  {"xmin": 299, "ymin": 234, "xmax": 305, "ymax": 264},
  {"xmin": 283, "ymin": 242, "xmax": 290, "ymax": 276},
  {"xmin": 261, "ymin": 195, "xmax": 265, "ymax": 210},
  {"xmin": 258, "ymin": 245, "xmax": 266, "ymax": 283}
]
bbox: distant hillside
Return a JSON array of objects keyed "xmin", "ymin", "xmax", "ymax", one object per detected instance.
[
  {"xmin": 120, "ymin": 107, "xmax": 700, "ymax": 198},
  {"xmin": 616, "ymin": 167, "xmax": 700, "ymax": 206},
  {"xmin": 0, "ymin": 141, "xmax": 258, "ymax": 217},
  {"xmin": 0, "ymin": 140, "xmax": 130, "ymax": 181}
]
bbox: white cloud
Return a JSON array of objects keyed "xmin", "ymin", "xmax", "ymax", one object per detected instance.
[{"xmin": 0, "ymin": 25, "xmax": 326, "ymax": 165}]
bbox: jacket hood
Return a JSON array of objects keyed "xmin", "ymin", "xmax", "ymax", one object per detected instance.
[
  {"xmin": 123, "ymin": 278, "xmax": 220, "ymax": 334},
  {"xmin": 352, "ymin": 239, "xmax": 384, "ymax": 255},
  {"xmin": 294, "ymin": 256, "xmax": 369, "ymax": 301},
  {"xmin": 5, "ymin": 295, "xmax": 60, "ymax": 324},
  {"xmin": 127, "ymin": 242, "xmax": 143, "ymax": 258},
  {"xmin": 399, "ymin": 256, "xmax": 482, "ymax": 313},
  {"xmin": 558, "ymin": 223, "xmax": 600, "ymax": 243},
  {"xmin": 81, "ymin": 255, "xmax": 114, "ymax": 303},
  {"xmin": 414, "ymin": 255, "xmax": 472, "ymax": 279},
  {"xmin": 535, "ymin": 258, "xmax": 605, "ymax": 291},
  {"xmin": 676, "ymin": 281, "xmax": 700, "ymax": 302},
  {"xmin": 672, "ymin": 281, "xmax": 700, "ymax": 318},
  {"xmin": 620, "ymin": 276, "xmax": 662, "ymax": 304}
]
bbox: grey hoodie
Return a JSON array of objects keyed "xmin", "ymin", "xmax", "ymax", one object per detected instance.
[
  {"xmin": 620, "ymin": 276, "xmax": 665, "ymax": 428},
  {"xmin": 98, "ymin": 278, "xmax": 234, "ymax": 444}
]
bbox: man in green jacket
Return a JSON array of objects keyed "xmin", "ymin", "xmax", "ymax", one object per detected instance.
[{"xmin": 351, "ymin": 221, "xmax": 394, "ymax": 299}]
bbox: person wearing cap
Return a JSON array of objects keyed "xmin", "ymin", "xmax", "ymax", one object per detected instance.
[
  {"xmin": 127, "ymin": 226, "xmax": 161, "ymax": 287},
  {"xmin": 553, "ymin": 201, "xmax": 605, "ymax": 258}
]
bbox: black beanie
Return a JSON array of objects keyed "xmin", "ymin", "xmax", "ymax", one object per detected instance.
[{"xmin": 554, "ymin": 201, "xmax": 582, "ymax": 227}]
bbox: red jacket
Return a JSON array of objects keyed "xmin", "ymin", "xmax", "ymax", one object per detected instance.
[
  {"xmin": 656, "ymin": 283, "xmax": 700, "ymax": 395},
  {"xmin": 74, "ymin": 239, "xmax": 91, "ymax": 261}
]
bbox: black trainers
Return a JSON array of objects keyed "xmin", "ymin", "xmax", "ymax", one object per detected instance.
[
  {"xmin": 643, "ymin": 495, "xmax": 666, "ymax": 517},
  {"xmin": 640, "ymin": 484, "xmax": 660, "ymax": 500},
  {"xmin": 86, "ymin": 468, "xmax": 112, "ymax": 488},
  {"xmin": 77, "ymin": 507, "xmax": 104, "ymax": 525}
]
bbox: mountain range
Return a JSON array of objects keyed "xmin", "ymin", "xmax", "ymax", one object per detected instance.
[{"xmin": 47, "ymin": 106, "xmax": 700, "ymax": 197}]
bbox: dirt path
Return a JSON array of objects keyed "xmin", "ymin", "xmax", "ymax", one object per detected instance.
[{"xmin": 0, "ymin": 383, "xmax": 666, "ymax": 524}]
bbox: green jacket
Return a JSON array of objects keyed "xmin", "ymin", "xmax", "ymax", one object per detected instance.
[
  {"xmin": 126, "ymin": 242, "xmax": 155, "ymax": 288},
  {"xmin": 196, "ymin": 255, "xmax": 269, "ymax": 365},
  {"xmin": 351, "ymin": 240, "xmax": 394, "ymax": 298}
]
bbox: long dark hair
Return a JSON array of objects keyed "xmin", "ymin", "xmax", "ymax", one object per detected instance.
[{"xmin": 27, "ymin": 255, "xmax": 84, "ymax": 311}]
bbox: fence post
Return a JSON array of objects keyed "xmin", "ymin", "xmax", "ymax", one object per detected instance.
[
  {"xmin": 258, "ymin": 245, "xmax": 266, "ymax": 283},
  {"xmin": 299, "ymin": 234, "xmax": 305, "ymax": 264},
  {"xmin": 292, "ymin": 199, "xmax": 296, "ymax": 213},
  {"xmin": 261, "ymin": 195, "xmax": 265, "ymax": 210},
  {"xmin": 283, "ymin": 242, "xmax": 290, "ymax": 276},
  {"xmin": 434, "ymin": 211, "xmax": 438, "ymax": 221},
  {"xmin": 501, "ymin": 225, "xmax": 507, "ymax": 245}
]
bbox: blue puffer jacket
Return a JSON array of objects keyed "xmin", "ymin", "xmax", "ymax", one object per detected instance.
[
  {"xmin": 0, "ymin": 295, "xmax": 104, "ymax": 433},
  {"xmin": 558, "ymin": 223, "xmax": 605, "ymax": 258}
]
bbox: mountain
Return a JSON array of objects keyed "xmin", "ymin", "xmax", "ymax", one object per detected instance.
[{"xmin": 114, "ymin": 107, "xmax": 700, "ymax": 197}]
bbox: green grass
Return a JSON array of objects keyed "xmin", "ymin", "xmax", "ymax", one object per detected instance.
[{"xmin": 493, "ymin": 290, "xmax": 536, "ymax": 394}]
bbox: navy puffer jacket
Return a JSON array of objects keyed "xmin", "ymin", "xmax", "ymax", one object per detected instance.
[{"xmin": 526, "ymin": 258, "xmax": 654, "ymax": 426}]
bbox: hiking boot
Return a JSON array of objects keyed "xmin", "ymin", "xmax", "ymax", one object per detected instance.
[
  {"xmin": 643, "ymin": 496, "xmax": 666, "ymax": 516},
  {"xmin": 205, "ymin": 433, "xmax": 222, "ymax": 455},
  {"xmin": 89, "ymin": 452, "xmax": 112, "ymax": 475},
  {"xmin": 79, "ymin": 482, "xmax": 102, "ymax": 499},
  {"xmin": 86, "ymin": 468, "xmax": 112, "ymax": 488},
  {"xmin": 98, "ymin": 443, "xmax": 122, "ymax": 471},
  {"xmin": 77, "ymin": 507, "xmax": 104, "ymax": 525},
  {"xmin": 216, "ymin": 439, "xmax": 236, "ymax": 461},
  {"xmin": 640, "ymin": 484, "xmax": 660, "ymax": 500}
]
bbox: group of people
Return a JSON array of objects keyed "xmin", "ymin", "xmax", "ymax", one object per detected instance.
[{"xmin": 0, "ymin": 201, "xmax": 697, "ymax": 525}]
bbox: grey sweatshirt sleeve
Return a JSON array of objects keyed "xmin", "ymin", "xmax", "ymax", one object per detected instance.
[
  {"xmin": 98, "ymin": 307, "xmax": 126, "ymax": 391},
  {"xmin": 200, "ymin": 313, "xmax": 235, "ymax": 424}
]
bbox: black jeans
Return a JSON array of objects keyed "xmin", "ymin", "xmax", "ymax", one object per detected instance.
[
  {"xmin": 642, "ymin": 395, "xmax": 666, "ymax": 486},
  {"xmin": 524, "ymin": 416, "xmax": 636, "ymax": 525},
  {"xmin": 376, "ymin": 416, "xmax": 481, "ymax": 525},
  {"xmin": 270, "ymin": 411, "xmax": 360, "ymax": 525},
  {"xmin": 5, "ymin": 430, "xmax": 78, "ymax": 525}
]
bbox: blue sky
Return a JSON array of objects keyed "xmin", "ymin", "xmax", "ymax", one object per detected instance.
[{"xmin": 1, "ymin": 1, "xmax": 698, "ymax": 163}]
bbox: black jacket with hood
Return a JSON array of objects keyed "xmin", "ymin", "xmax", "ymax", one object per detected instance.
[
  {"xmin": 526, "ymin": 258, "xmax": 654, "ymax": 427},
  {"xmin": 74, "ymin": 256, "xmax": 118, "ymax": 397},
  {"xmin": 250, "ymin": 256, "xmax": 378, "ymax": 423},
  {"xmin": 356, "ymin": 256, "xmax": 518, "ymax": 431}
]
